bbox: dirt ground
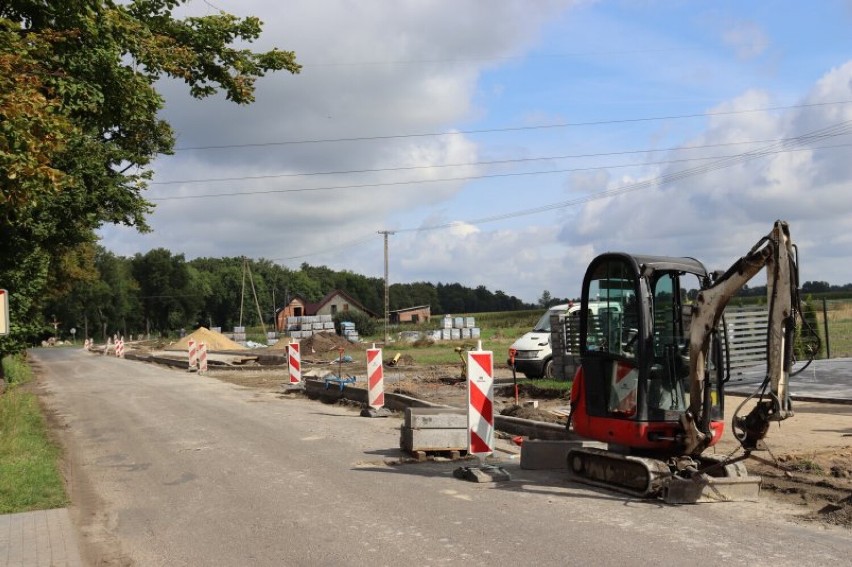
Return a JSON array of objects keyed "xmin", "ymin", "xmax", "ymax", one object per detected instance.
[{"xmin": 209, "ymin": 360, "xmax": 852, "ymax": 529}]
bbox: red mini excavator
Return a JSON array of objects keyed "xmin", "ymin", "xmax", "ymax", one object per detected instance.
[{"xmin": 566, "ymin": 221, "xmax": 811, "ymax": 503}]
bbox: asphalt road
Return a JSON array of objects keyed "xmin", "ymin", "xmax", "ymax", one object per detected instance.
[{"xmin": 33, "ymin": 348, "xmax": 852, "ymax": 566}]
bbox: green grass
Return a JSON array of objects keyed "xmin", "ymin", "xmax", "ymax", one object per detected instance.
[
  {"xmin": 378, "ymin": 335, "xmax": 525, "ymax": 366},
  {"xmin": 366, "ymin": 309, "xmax": 547, "ymax": 365},
  {"xmin": 788, "ymin": 458, "xmax": 824, "ymax": 474},
  {"xmin": 0, "ymin": 356, "xmax": 68, "ymax": 514},
  {"xmin": 819, "ymin": 300, "xmax": 852, "ymax": 358},
  {"xmin": 516, "ymin": 378, "xmax": 573, "ymax": 391}
]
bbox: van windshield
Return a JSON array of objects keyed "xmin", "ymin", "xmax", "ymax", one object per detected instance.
[{"xmin": 532, "ymin": 309, "xmax": 560, "ymax": 332}]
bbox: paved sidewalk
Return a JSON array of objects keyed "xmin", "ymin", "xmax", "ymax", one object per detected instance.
[
  {"xmin": 0, "ymin": 509, "xmax": 83, "ymax": 567},
  {"xmin": 728, "ymin": 357, "xmax": 852, "ymax": 402}
]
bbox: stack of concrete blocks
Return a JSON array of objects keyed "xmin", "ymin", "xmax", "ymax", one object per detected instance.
[
  {"xmin": 266, "ymin": 331, "xmax": 279, "ymax": 346},
  {"xmin": 284, "ymin": 316, "xmax": 301, "ymax": 336},
  {"xmin": 550, "ymin": 312, "xmax": 581, "ymax": 381},
  {"xmin": 429, "ymin": 315, "xmax": 480, "ymax": 342},
  {"xmin": 340, "ymin": 321, "xmax": 359, "ymax": 343},
  {"xmin": 233, "ymin": 326, "xmax": 247, "ymax": 346},
  {"xmin": 286, "ymin": 314, "xmax": 336, "ymax": 339},
  {"xmin": 441, "ymin": 315, "xmax": 453, "ymax": 341},
  {"xmin": 400, "ymin": 407, "xmax": 468, "ymax": 456}
]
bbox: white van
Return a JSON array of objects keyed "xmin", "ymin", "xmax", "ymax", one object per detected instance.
[
  {"xmin": 508, "ymin": 303, "xmax": 574, "ymax": 379},
  {"xmin": 508, "ymin": 301, "xmax": 619, "ymax": 379}
]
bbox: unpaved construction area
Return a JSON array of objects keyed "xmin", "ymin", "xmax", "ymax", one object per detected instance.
[{"xmin": 208, "ymin": 360, "xmax": 852, "ymax": 529}]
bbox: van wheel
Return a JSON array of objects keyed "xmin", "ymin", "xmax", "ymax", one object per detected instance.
[{"xmin": 543, "ymin": 359, "xmax": 554, "ymax": 380}]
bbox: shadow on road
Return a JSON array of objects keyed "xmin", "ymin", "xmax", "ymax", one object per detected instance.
[{"xmin": 349, "ymin": 459, "xmax": 668, "ymax": 508}]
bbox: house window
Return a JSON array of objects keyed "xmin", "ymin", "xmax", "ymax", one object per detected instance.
[
  {"xmin": 331, "ymin": 305, "xmax": 337, "ymax": 315},
  {"xmin": 343, "ymin": 304, "xmax": 349, "ymax": 312}
]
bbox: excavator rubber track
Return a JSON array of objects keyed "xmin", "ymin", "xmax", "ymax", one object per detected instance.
[
  {"xmin": 566, "ymin": 447, "xmax": 671, "ymax": 498},
  {"xmin": 566, "ymin": 448, "xmax": 763, "ymax": 503}
]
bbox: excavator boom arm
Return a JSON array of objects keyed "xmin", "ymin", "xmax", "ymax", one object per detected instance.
[{"xmin": 680, "ymin": 221, "xmax": 796, "ymax": 455}]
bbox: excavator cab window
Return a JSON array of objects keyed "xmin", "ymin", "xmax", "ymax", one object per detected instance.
[
  {"xmin": 647, "ymin": 272, "xmax": 689, "ymax": 416},
  {"xmin": 647, "ymin": 270, "xmax": 723, "ymax": 422},
  {"xmin": 581, "ymin": 257, "xmax": 641, "ymax": 419},
  {"xmin": 580, "ymin": 255, "xmax": 723, "ymax": 423}
]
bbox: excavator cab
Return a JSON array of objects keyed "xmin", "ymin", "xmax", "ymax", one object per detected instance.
[
  {"xmin": 567, "ymin": 222, "xmax": 800, "ymax": 501},
  {"xmin": 571, "ymin": 253, "xmax": 725, "ymax": 453}
]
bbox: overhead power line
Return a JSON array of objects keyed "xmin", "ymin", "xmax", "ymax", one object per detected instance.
[
  {"xmin": 151, "ymin": 134, "xmax": 830, "ymax": 186},
  {"xmin": 301, "ymin": 47, "xmax": 705, "ymax": 68},
  {"xmin": 250, "ymin": 120, "xmax": 852, "ymax": 264},
  {"xmin": 173, "ymin": 100, "xmax": 852, "ymax": 151},
  {"xmin": 393, "ymin": 120, "xmax": 852, "ymax": 232},
  {"xmin": 150, "ymin": 140, "xmax": 852, "ymax": 201},
  {"xmin": 267, "ymin": 234, "xmax": 378, "ymax": 262}
]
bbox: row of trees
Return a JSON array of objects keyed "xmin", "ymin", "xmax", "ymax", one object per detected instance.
[
  {"xmin": 38, "ymin": 246, "xmax": 536, "ymax": 341},
  {"xmin": 0, "ymin": 1, "xmax": 300, "ymax": 356}
]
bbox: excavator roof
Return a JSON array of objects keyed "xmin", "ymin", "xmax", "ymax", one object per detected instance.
[{"xmin": 595, "ymin": 253, "xmax": 709, "ymax": 278}]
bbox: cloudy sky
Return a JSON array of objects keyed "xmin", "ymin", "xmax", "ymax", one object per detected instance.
[{"xmin": 99, "ymin": 0, "xmax": 852, "ymax": 304}]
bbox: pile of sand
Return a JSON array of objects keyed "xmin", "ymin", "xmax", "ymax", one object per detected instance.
[{"xmin": 167, "ymin": 327, "xmax": 247, "ymax": 351}]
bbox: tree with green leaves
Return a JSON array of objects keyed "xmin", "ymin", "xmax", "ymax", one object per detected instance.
[
  {"xmin": 0, "ymin": 0, "xmax": 299, "ymax": 354},
  {"xmin": 131, "ymin": 248, "xmax": 202, "ymax": 334}
]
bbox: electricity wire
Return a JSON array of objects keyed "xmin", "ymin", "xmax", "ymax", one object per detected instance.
[
  {"xmin": 150, "ymin": 139, "xmax": 851, "ymax": 202},
  {"xmin": 151, "ymin": 134, "xmax": 842, "ymax": 186},
  {"xmin": 173, "ymin": 100, "xmax": 852, "ymax": 151},
  {"xmin": 251, "ymin": 120, "xmax": 852, "ymax": 261}
]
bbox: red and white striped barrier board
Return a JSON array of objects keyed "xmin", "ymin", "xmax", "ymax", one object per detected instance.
[
  {"xmin": 115, "ymin": 337, "xmax": 124, "ymax": 358},
  {"xmin": 188, "ymin": 338, "xmax": 198, "ymax": 370},
  {"xmin": 288, "ymin": 341, "xmax": 302, "ymax": 384},
  {"xmin": 366, "ymin": 347, "xmax": 384, "ymax": 410},
  {"xmin": 466, "ymin": 349, "xmax": 494, "ymax": 458},
  {"xmin": 611, "ymin": 361, "xmax": 638, "ymax": 415},
  {"xmin": 198, "ymin": 342, "xmax": 208, "ymax": 373}
]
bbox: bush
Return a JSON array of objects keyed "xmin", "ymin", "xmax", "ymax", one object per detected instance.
[
  {"xmin": 333, "ymin": 311, "xmax": 378, "ymax": 337},
  {"xmin": 795, "ymin": 297, "xmax": 822, "ymax": 358},
  {"xmin": 1, "ymin": 354, "xmax": 31, "ymax": 387}
]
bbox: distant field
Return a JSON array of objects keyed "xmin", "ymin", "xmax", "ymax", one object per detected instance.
[
  {"xmin": 370, "ymin": 309, "xmax": 546, "ymax": 365},
  {"xmin": 818, "ymin": 299, "xmax": 852, "ymax": 358},
  {"xmin": 245, "ymin": 309, "xmax": 548, "ymax": 365},
  {"xmin": 244, "ymin": 298, "xmax": 852, "ymax": 364}
]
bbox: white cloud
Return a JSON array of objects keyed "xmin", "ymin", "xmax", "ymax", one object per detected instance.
[
  {"xmin": 98, "ymin": 3, "xmax": 852, "ymax": 304},
  {"xmin": 554, "ymin": 61, "xmax": 852, "ymax": 295}
]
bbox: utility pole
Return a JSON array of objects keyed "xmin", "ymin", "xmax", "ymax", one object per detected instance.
[{"xmin": 378, "ymin": 230, "xmax": 395, "ymax": 344}]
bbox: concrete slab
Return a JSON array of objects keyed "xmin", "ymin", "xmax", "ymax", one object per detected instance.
[
  {"xmin": 520, "ymin": 439, "xmax": 608, "ymax": 470},
  {"xmin": 404, "ymin": 407, "xmax": 466, "ymax": 429},
  {"xmin": 400, "ymin": 427, "xmax": 468, "ymax": 453},
  {"xmin": 0, "ymin": 508, "xmax": 83, "ymax": 567}
]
